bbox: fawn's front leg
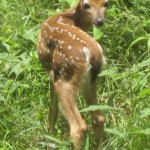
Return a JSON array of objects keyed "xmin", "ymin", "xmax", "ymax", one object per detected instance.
[{"xmin": 48, "ymin": 80, "xmax": 59, "ymax": 134}]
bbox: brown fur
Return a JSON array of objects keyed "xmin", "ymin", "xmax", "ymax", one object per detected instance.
[{"xmin": 37, "ymin": 0, "xmax": 108, "ymax": 149}]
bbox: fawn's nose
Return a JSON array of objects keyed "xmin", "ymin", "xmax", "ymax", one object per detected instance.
[{"xmin": 94, "ymin": 18, "xmax": 104, "ymax": 27}]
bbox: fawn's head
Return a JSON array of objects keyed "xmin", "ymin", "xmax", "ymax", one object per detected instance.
[{"xmin": 80, "ymin": 0, "xmax": 109, "ymax": 27}]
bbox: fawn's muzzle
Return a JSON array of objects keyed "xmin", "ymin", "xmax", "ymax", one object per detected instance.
[{"xmin": 94, "ymin": 18, "xmax": 104, "ymax": 27}]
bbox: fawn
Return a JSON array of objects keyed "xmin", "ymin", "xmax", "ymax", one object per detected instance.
[{"xmin": 37, "ymin": 0, "xmax": 108, "ymax": 149}]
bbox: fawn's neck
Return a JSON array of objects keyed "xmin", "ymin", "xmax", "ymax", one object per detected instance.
[{"xmin": 62, "ymin": 4, "xmax": 92, "ymax": 31}]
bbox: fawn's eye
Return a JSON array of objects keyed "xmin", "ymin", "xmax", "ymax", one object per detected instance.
[
  {"xmin": 83, "ymin": 3, "xmax": 91, "ymax": 9},
  {"xmin": 104, "ymin": 1, "xmax": 109, "ymax": 7}
]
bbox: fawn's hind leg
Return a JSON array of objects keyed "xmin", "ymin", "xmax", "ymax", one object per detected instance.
[
  {"xmin": 83, "ymin": 81, "xmax": 105, "ymax": 148},
  {"xmin": 54, "ymin": 81, "xmax": 87, "ymax": 149}
]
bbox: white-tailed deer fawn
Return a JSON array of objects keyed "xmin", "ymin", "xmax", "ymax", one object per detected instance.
[{"xmin": 37, "ymin": 0, "xmax": 108, "ymax": 149}]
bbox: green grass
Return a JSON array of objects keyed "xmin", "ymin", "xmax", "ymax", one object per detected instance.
[{"xmin": 0, "ymin": 0, "xmax": 150, "ymax": 149}]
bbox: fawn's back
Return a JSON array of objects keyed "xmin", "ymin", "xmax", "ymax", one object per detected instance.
[{"xmin": 37, "ymin": 12, "xmax": 106, "ymax": 85}]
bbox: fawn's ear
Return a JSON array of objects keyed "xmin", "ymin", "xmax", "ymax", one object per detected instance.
[
  {"xmin": 76, "ymin": 0, "xmax": 90, "ymax": 10},
  {"xmin": 82, "ymin": 0, "xmax": 90, "ymax": 9},
  {"xmin": 83, "ymin": 0, "xmax": 90, "ymax": 4},
  {"xmin": 82, "ymin": 0, "xmax": 90, "ymax": 4}
]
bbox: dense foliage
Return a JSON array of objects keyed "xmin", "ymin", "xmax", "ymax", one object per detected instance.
[{"xmin": 0, "ymin": 0, "xmax": 150, "ymax": 149}]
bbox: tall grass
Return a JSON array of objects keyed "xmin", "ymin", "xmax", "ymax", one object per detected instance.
[{"xmin": 0, "ymin": 0, "xmax": 150, "ymax": 149}]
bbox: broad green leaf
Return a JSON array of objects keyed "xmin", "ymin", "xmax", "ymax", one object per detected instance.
[
  {"xmin": 138, "ymin": 88, "xmax": 150, "ymax": 98},
  {"xmin": 24, "ymin": 30, "xmax": 37, "ymax": 44},
  {"xmin": 0, "ymin": 41, "xmax": 9, "ymax": 52},
  {"xmin": 140, "ymin": 108, "xmax": 150, "ymax": 118},
  {"xmin": 99, "ymin": 67, "xmax": 117, "ymax": 77},
  {"xmin": 148, "ymin": 35, "xmax": 150, "ymax": 52},
  {"xmin": 105, "ymin": 128, "xmax": 127, "ymax": 138},
  {"xmin": 85, "ymin": 137, "xmax": 89, "ymax": 150},
  {"xmin": 38, "ymin": 141, "xmax": 57, "ymax": 149},
  {"xmin": 136, "ymin": 58, "xmax": 150, "ymax": 68},
  {"xmin": 48, "ymin": 10, "xmax": 56, "ymax": 16},
  {"xmin": 62, "ymin": 146, "xmax": 70, "ymax": 150},
  {"xmin": 126, "ymin": 36, "xmax": 149, "ymax": 56},
  {"xmin": 22, "ymin": 25, "xmax": 39, "ymax": 44},
  {"xmin": 0, "ymin": 53, "xmax": 8, "ymax": 61},
  {"xmin": 135, "ymin": 129, "xmax": 150, "ymax": 135},
  {"xmin": 68, "ymin": 0, "xmax": 78, "ymax": 7},
  {"xmin": 80, "ymin": 105, "xmax": 119, "ymax": 113},
  {"xmin": 93, "ymin": 27, "xmax": 103, "ymax": 40},
  {"xmin": 59, "ymin": 0, "xmax": 78, "ymax": 6},
  {"xmin": 44, "ymin": 135, "xmax": 70, "ymax": 146},
  {"xmin": 9, "ymin": 63, "xmax": 22, "ymax": 76}
]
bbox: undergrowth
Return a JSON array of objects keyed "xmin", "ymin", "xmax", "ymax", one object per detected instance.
[{"xmin": 0, "ymin": 0, "xmax": 150, "ymax": 149}]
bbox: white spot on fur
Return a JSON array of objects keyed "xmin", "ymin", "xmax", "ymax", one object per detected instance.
[
  {"xmin": 68, "ymin": 46, "xmax": 72, "ymax": 50},
  {"xmin": 75, "ymin": 57, "xmax": 79, "ymax": 61},
  {"xmin": 41, "ymin": 43, "xmax": 44, "ymax": 49},
  {"xmin": 71, "ymin": 59, "xmax": 75, "ymax": 64},
  {"xmin": 62, "ymin": 67, "xmax": 65, "ymax": 72},
  {"xmin": 72, "ymin": 35, "xmax": 76, "ymax": 40},
  {"xmin": 65, "ymin": 63, "xmax": 68, "ymax": 67},
  {"xmin": 60, "ymin": 41, "xmax": 64, "ymax": 44},
  {"xmin": 63, "ymin": 54, "xmax": 65, "ymax": 58},
  {"xmin": 58, "ymin": 79, "xmax": 61, "ymax": 83},
  {"xmin": 83, "ymin": 47, "xmax": 91, "ymax": 70},
  {"xmin": 59, "ymin": 70, "xmax": 62, "ymax": 75},
  {"xmin": 54, "ymin": 51, "xmax": 56, "ymax": 55},
  {"xmin": 69, "ymin": 56, "xmax": 73, "ymax": 59}
]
